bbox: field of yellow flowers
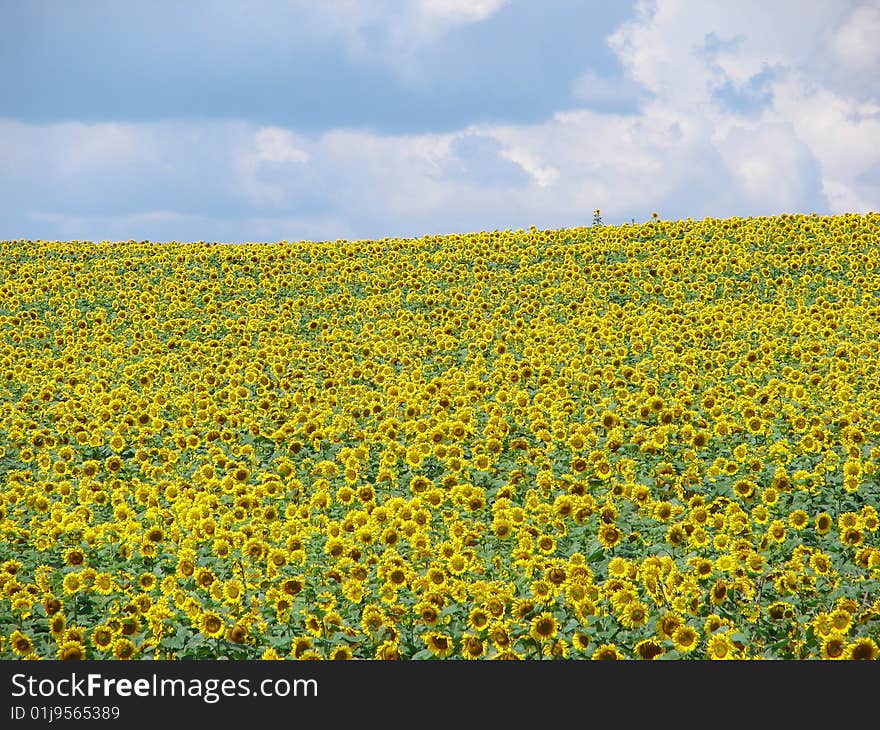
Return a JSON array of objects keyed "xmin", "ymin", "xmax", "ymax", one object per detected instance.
[{"xmin": 1, "ymin": 212, "xmax": 879, "ymax": 660}]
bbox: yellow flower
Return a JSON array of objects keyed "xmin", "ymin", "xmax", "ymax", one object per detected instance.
[
  {"xmin": 672, "ymin": 625, "xmax": 700, "ymax": 653},
  {"xmin": 529, "ymin": 612, "xmax": 559, "ymax": 642},
  {"xmin": 112, "ymin": 638, "xmax": 137, "ymax": 660},
  {"xmin": 10, "ymin": 630, "xmax": 35, "ymax": 657},
  {"xmin": 198, "ymin": 611, "xmax": 225, "ymax": 639},
  {"xmin": 423, "ymin": 631, "xmax": 454, "ymax": 658}
]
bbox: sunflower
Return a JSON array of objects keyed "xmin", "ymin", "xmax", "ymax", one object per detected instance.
[
  {"xmin": 57, "ymin": 641, "xmax": 86, "ymax": 660},
  {"xmin": 828, "ymin": 609, "xmax": 852, "ymax": 634},
  {"xmin": 751, "ymin": 504, "xmax": 769, "ymax": 525},
  {"xmin": 691, "ymin": 558, "xmax": 714, "ymax": 580},
  {"xmin": 707, "ymin": 633, "xmax": 736, "ymax": 660},
  {"xmin": 199, "ymin": 611, "xmax": 225, "ymax": 639},
  {"xmin": 531, "ymin": 579, "xmax": 553, "ymax": 602},
  {"xmin": 656, "ymin": 612, "xmax": 682, "ymax": 641},
  {"xmin": 423, "ymin": 631, "xmax": 454, "ymax": 658},
  {"xmin": 330, "ymin": 645, "xmax": 353, "ymax": 660},
  {"xmin": 467, "ymin": 607, "xmax": 490, "ymax": 632},
  {"xmin": 479, "ymin": 596, "xmax": 503, "ymax": 620},
  {"xmin": 324, "ymin": 537, "xmax": 345, "ymax": 559},
  {"xmin": 375, "ymin": 641, "xmax": 401, "ymax": 660},
  {"xmin": 607, "ymin": 556, "xmax": 628, "ymax": 578},
  {"xmin": 488, "ymin": 622, "xmax": 512, "ymax": 652},
  {"xmin": 653, "ymin": 501, "xmax": 674, "ymax": 522},
  {"xmin": 529, "ymin": 612, "xmax": 559, "ymax": 642},
  {"xmin": 49, "ymin": 613, "xmax": 67, "ymax": 637},
  {"xmin": 91, "ymin": 625, "xmax": 115, "ymax": 652},
  {"xmin": 191, "ymin": 568, "xmax": 215, "ymax": 591},
  {"xmin": 846, "ymin": 638, "xmax": 879, "ymax": 660},
  {"xmin": 733, "ymin": 479, "xmax": 756, "ymax": 500},
  {"xmin": 672, "ymin": 625, "xmax": 700, "ymax": 653},
  {"xmin": 281, "ymin": 577, "xmax": 304, "ymax": 597},
  {"xmin": 62, "ymin": 573, "xmax": 83, "ymax": 595},
  {"xmin": 634, "ymin": 638, "xmax": 664, "ymax": 660},
  {"xmin": 821, "ymin": 634, "xmax": 847, "ymax": 660},
  {"xmin": 811, "ymin": 612, "xmax": 833, "ymax": 638},
  {"xmin": 493, "ymin": 648, "xmax": 525, "ymax": 660},
  {"xmin": 342, "ymin": 578, "xmax": 365, "ymax": 604},
  {"xmin": 408, "ymin": 475, "xmax": 431, "ymax": 496},
  {"xmin": 112, "ymin": 638, "xmax": 136, "ymax": 660},
  {"xmin": 472, "ymin": 452, "xmax": 491, "ymax": 471},
  {"xmin": 767, "ymin": 520, "xmax": 787, "ymax": 543},
  {"xmin": 302, "ymin": 614, "xmax": 323, "ymax": 638},
  {"xmin": 461, "ymin": 633, "xmax": 487, "ymax": 659},
  {"xmin": 665, "ymin": 524, "xmax": 686, "ymax": 548},
  {"xmin": 815, "ymin": 512, "xmax": 833, "ymax": 534},
  {"xmin": 360, "ymin": 604, "xmax": 387, "ymax": 635},
  {"xmin": 492, "ymin": 519, "xmax": 513, "ymax": 539},
  {"xmin": 838, "ymin": 511, "xmax": 860, "ymax": 531},
  {"xmin": 64, "ymin": 548, "xmax": 86, "ymax": 568},
  {"xmin": 447, "ymin": 552, "xmax": 469, "ymax": 575},
  {"xmin": 789, "ymin": 509, "xmax": 809, "ymax": 529},
  {"xmin": 597, "ymin": 524, "xmax": 622, "ymax": 550},
  {"xmin": 620, "ymin": 601, "xmax": 649, "ymax": 629},
  {"xmin": 291, "ymin": 636, "xmax": 313, "ymax": 659},
  {"xmin": 223, "ymin": 579, "xmax": 244, "ymax": 604},
  {"xmin": 592, "ymin": 643, "xmax": 624, "ymax": 660},
  {"xmin": 710, "ymin": 579, "xmax": 729, "ymax": 605},
  {"xmin": 572, "ymin": 632, "xmax": 592, "ymax": 654},
  {"xmin": 809, "ymin": 551, "xmax": 833, "ymax": 576},
  {"xmin": 746, "ymin": 416, "xmax": 764, "ymax": 434},
  {"xmin": 702, "ymin": 614, "xmax": 729, "ymax": 635},
  {"xmin": 536, "ymin": 534, "xmax": 556, "ymax": 554},
  {"xmin": 227, "ymin": 624, "xmax": 248, "ymax": 645},
  {"xmin": 10, "ymin": 630, "xmax": 34, "ymax": 657},
  {"xmin": 119, "ymin": 615, "xmax": 141, "ymax": 637}
]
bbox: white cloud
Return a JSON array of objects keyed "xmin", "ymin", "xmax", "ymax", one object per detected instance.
[
  {"xmin": 238, "ymin": 126, "xmax": 310, "ymax": 206},
  {"xmin": 56, "ymin": 122, "xmax": 139, "ymax": 177},
  {"xmin": 264, "ymin": 0, "xmax": 509, "ymax": 78},
  {"xmin": 252, "ymin": 128, "xmax": 309, "ymax": 165},
  {"xmin": 828, "ymin": 3, "xmax": 880, "ymax": 72},
  {"xmin": 822, "ymin": 2, "xmax": 880, "ymax": 100},
  {"xmin": 771, "ymin": 80, "xmax": 880, "ymax": 182},
  {"xmin": 821, "ymin": 179, "xmax": 877, "ymax": 215},
  {"xmin": 314, "ymin": 128, "xmax": 459, "ymax": 217},
  {"xmin": 600, "ymin": 0, "xmax": 877, "ymax": 216},
  {"xmin": 607, "ymin": 0, "xmax": 846, "ymax": 105},
  {"xmin": 570, "ymin": 69, "xmax": 648, "ymax": 107},
  {"xmin": 416, "ymin": 0, "xmax": 508, "ymax": 23},
  {"xmin": 497, "ymin": 146, "xmax": 560, "ymax": 188},
  {"xmin": 3, "ymin": 1, "xmax": 879, "ymax": 243},
  {"xmin": 713, "ymin": 123, "xmax": 823, "ymax": 212}
]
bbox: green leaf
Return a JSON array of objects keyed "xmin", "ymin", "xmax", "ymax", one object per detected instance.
[{"xmin": 587, "ymin": 547, "xmax": 605, "ymax": 563}]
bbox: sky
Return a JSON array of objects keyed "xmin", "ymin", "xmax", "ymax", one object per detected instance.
[{"xmin": 1, "ymin": 0, "xmax": 878, "ymax": 243}]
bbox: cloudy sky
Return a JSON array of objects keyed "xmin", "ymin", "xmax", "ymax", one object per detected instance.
[{"xmin": 2, "ymin": 0, "xmax": 878, "ymax": 243}]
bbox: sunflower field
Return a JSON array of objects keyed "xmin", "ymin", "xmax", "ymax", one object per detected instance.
[{"xmin": 1, "ymin": 212, "xmax": 879, "ymax": 660}]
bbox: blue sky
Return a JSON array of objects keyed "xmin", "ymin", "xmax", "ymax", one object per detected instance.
[{"xmin": 2, "ymin": 0, "xmax": 878, "ymax": 243}]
